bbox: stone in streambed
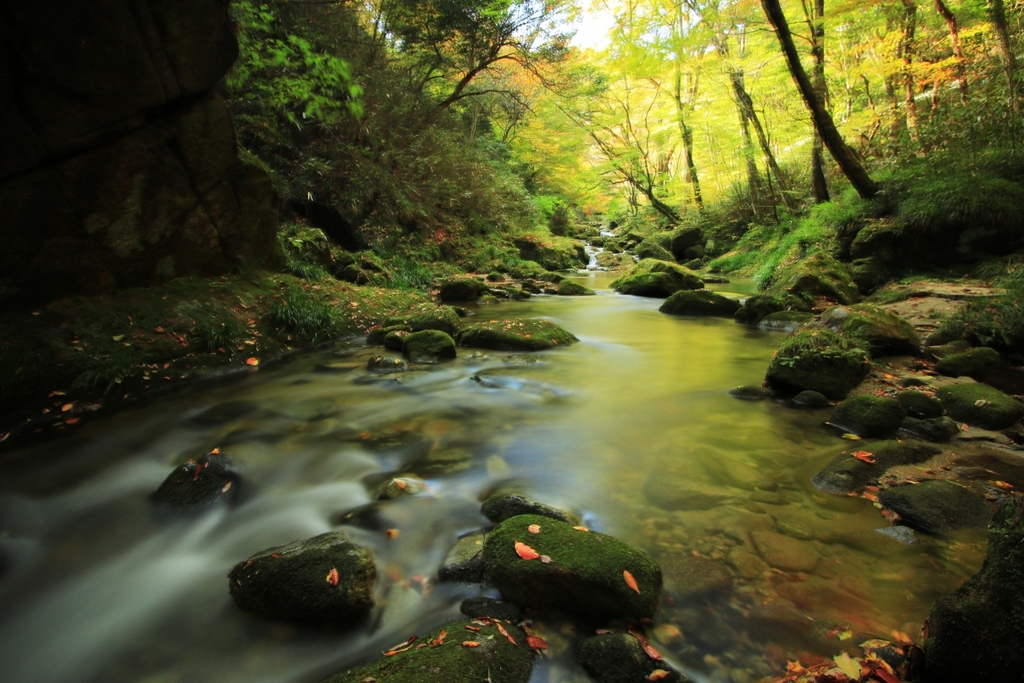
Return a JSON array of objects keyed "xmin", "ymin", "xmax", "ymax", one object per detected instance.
[
  {"xmin": 610, "ymin": 259, "xmax": 704, "ymax": 298},
  {"xmin": 367, "ymin": 355, "xmax": 409, "ymax": 373},
  {"xmin": 383, "ymin": 330, "xmax": 408, "ymax": 351},
  {"xmin": 793, "ymin": 390, "xmax": 831, "ymax": 408},
  {"xmin": 757, "ymin": 310, "xmax": 813, "ymax": 332},
  {"xmin": 897, "ymin": 390, "xmax": 943, "ymax": 419},
  {"xmin": 811, "ymin": 304, "xmax": 920, "ymax": 356},
  {"xmin": 660, "ymin": 290, "xmax": 741, "ymax": 316},
  {"xmin": 644, "ymin": 475, "xmax": 737, "ymax": 511},
  {"xmin": 578, "ymin": 633, "xmax": 693, "ymax": 683},
  {"xmin": 482, "ymin": 514, "xmax": 662, "ymax": 621},
  {"xmin": 749, "ymin": 531, "xmax": 819, "ymax": 573},
  {"xmin": 320, "ymin": 618, "xmax": 534, "ymax": 683},
  {"xmin": 811, "ymin": 440, "xmax": 942, "ymax": 495},
  {"xmin": 151, "ymin": 451, "xmax": 240, "ymax": 511},
  {"xmin": 899, "ymin": 416, "xmax": 960, "ymax": 442},
  {"xmin": 403, "ymin": 330, "xmax": 457, "ymax": 363},
  {"xmin": 228, "ymin": 531, "xmax": 375, "ymax": 622},
  {"xmin": 439, "ymin": 532, "xmax": 487, "ymax": 583},
  {"xmin": 879, "ymin": 480, "xmax": 991, "ymax": 535},
  {"xmin": 764, "ymin": 329, "xmax": 870, "ymax": 399},
  {"xmin": 385, "ymin": 303, "xmax": 463, "ymax": 337},
  {"xmin": 481, "ymin": 493, "xmax": 577, "ymax": 524},
  {"xmin": 659, "ymin": 553, "xmax": 733, "ymax": 599},
  {"xmin": 729, "ymin": 385, "xmax": 772, "ymax": 400},
  {"xmin": 557, "ymin": 279, "xmax": 596, "ymax": 296},
  {"xmin": 827, "ymin": 395, "xmax": 906, "ymax": 438},
  {"xmin": 923, "ymin": 495, "xmax": 1024, "ymax": 683},
  {"xmin": 439, "ymin": 276, "xmax": 488, "ymax": 303},
  {"xmin": 734, "ymin": 294, "xmax": 786, "ymax": 324},
  {"xmin": 937, "ymin": 382, "xmax": 1023, "ymax": 430},
  {"xmin": 935, "ymin": 346, "xmax": 1001, "ymax": 380},
  {"xmin": 376, "ymin": 476, "xmax": 426, "ymax": 500},
  {"xmin": 456, "ymin": 318, "xmax": 578, "ymax": 351},
  {"xmin": 460, "ymin": 596, "xmax": 522, "ymax": 623}
]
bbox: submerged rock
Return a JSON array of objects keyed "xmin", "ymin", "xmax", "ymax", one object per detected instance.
[
  {"xmin": 935, "ymin": 346, "xmax": 1001, "ymax": 380},
  {"xmin": 937, "ymin": 383, "xmax": 1023, "ymax": 430},
  {"xmin": 376, "ymin": 476, "xmax": 426, "ymax": 500},
  {"xmin": 879, "ymin": 481, "xmax": 991, "ymax": 534},
  {"xmin": 367, "ymin": 355, "xmax": 409, "ymax": 373},
  {"xmin": 765, "ymin": 329, "xmax": 870, "ymax": 399},
  {"xmin": 729, "ymin": 385, "xmax": 772, "ymax": 401},
  {"xmin": 151, "ymin": 451, "xmax": 240, "ymax": 511},
  {"xmin": 924, "ymin": 495, "xmax": 1024, "ymax": 682},
  {"xmin": 321, "ymin": 618, "xmax": 534, "ymax": 683},
  {"xmin": 456, "ymin": 319, "xmax": 578, "ymax": 351},
  {"xmin": 228, "ymin": 532, "xmax": 375, "ymax": 622},
  {"xmin": 482, "ymin": 514, "xmax": 662, "ymax": 621},
  {"xmin": 579, "ymin": 633, "xmax": 691, "ymax": 683},
  {"xmin": 660, "ymin": 553, "xmax": 733, "ymax": 599},
  {"xmin": 439, "ymin": 532, "xmax": 487, "ymax": 583},
  {"xmin": 659, "ymin": 290, "xmax": 741, "ymax": 316},
  {"xmin": 645, "ymin": 476, "xmax": 736, "ymax": 510},
  {"xmin": 557, "ymin": 280, "xmax": 596, "ymax": 296},
  {"xmin": 827, "ymin": 395, "xmax": 906, "ymax": 437},
  {"xmin": 403, "ymin": 330, "xmax": 457, "ymax": 363},
  {"xmin": 749, "ymin": 530, "xmax": 819, "ymax": 573},
  {"xmin": 481, "ymin": 493, "xmax": 576, "ymax": 524},
  {"xmin": 811, "ymin": 440, "xmax": 942, "ymax": 495},
  {"xmin": 811, "ymin": 303, "xmax": 920, "ymax": 356}
]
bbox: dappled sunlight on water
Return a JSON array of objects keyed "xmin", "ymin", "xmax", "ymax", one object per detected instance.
[{"xmin": 0, "ymin": 273, "xmax": 986, "ymax": 683}]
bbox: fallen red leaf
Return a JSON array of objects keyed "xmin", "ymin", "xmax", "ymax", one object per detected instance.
[
  {"xmin": 648, "ymin": 670, "xmax": 671, "ymax": 681},
  {"xmin": 870, "ymin": 667, "xmax": 900, "ymax": 683},
  {"xmin": 628, "ymin": 631, "xmax": 662, "ymax": 661},
  {"xmin": 528, "ymin": 524, "xmax": 541, "ymax": 534},
  {"xmin": 526, "ymin": 635, "xmax": 548, "ymax": 650},
  {"xmin": 573, "ymin": 526, "xmax": 589, "ymax": 532},
  {"xmin": 429, "ymin": 630, "xmax": 447, "ymax": 647},
  {"xmin": 851, "ymin": 450, "xmax": 876, "ymax": 463},
  {"xmin": 246, "ymin": 357, "xmax": 259, "ymax": 366},
  {"xmin": 326, "ymin": 568, "xmax": 340, "ymax": 585},
  {"xmin": 464, "ymin": 625, "xmax": 480, "ymax": 632},
  {"xmin": 515, "ymin": 541, "xmax": 540, "ymax": 560},
  {"xmin": 462, "ymin": 641, "xmax": 481, "ymax": 648},
  {"xmin": 495, "ymin": 621, "xmax": 517, "ymax": 646},
  {"xmin": 623, "ymin": 570, "xmax": 641, "ymax": 594}
]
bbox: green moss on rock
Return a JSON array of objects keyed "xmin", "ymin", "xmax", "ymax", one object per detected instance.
[
  {"xmin": 765, "ymin": 329, "xmax": 870, "ymax": 399},
  {"xmin": 827, "ymin": 395, "xmax": 906, "ymax": 437},
  {"xmin": 557, "ymin": 280, "xmax": 596, "ymax": 296},
  {"xmin": 879, "ymin": 480, "xmax": 991, "ymax": 535},
  {"xmin": 935, "ymin": 346, "xmax": 1001, "ymax": 380},
  {"xmin": 937, "ymin": 383, "xmax": 1022, "ymax": 430},
  {"xmin": 635, "ymin": 239, "xmax": 675, "ymax": 262},
  {"xmin": 456, "ymin": 319, "xmax": 578, "ymax": 351},
  {"xmin": 897, "ymin": 390, "xmax": 944, "ymax": 419},
  {"xmin": 813, "ymin": 304, "xmax": 920, "ymax": 356},
  {"xmin": 403, "ymin": 330, "xmax": 457, "ymax": 363},
  {"xmin": 775, "ymin": 253, "xmax": 859, "ymax": 305},
  {"xmin": 321, "ymin": 619, "xmax": 534, "ymax": 683},
  {"xmin": 386, "ymin": 304, "xmax": 463, "ymax": 337},
  {"xmin": 383, "ymin": 330, "xmax": 409, "ymax": 351},
  {"xmin": 610, "ymin": 259, "xmax": 703, "ymax": 298},
  {"xmin": 579, "ymin": 633, "xmax": 691, "ymax": 683},
  {"xmin": 734, "ymin": 293, "xmax": 786, "ymax": 324},
  {"xmin": 659, "ymin": 290, "xmax": 741, "ymax": 317},
  {"xmin": 439, "ymin": 276, "xmax": 488, "ymax": 303},
  {"xmin": 482, "ymin": 514, "xmax": 662, "ymax": 621}
]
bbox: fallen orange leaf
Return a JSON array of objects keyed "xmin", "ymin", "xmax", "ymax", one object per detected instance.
[
  {"xmin": 628, "ymin": 630, "xmax": 662, "ymax": 661},
  {"xmin": 624, "ymin": 570, "xmax": 640, "ymax": 594},
  {"xmin": 526, "ymin": 635, "xmax": 548, "ymax": 650},
  {"xmin": 528, "ymin": 524, "xmax": 541, "ymax": 534},
  {"xmin": 326, "ymin": 568, "xmax": 339, "ymax": 585},
  {"xmin": 461, "ymin": 641, "xmax": 480, "ymax": 648},
  {"xmin": 246, "ymin": 357, "xmax": 259, "ymax": 366},
  {"xmin": 495, "ymin": 621, "xmax": 517, "ymax": 646},
  {"xmin": 851, "ymin": 450, "xmax": 876, "ymax": 463},
  {"xmin": 515, "ymin": 541, "xmax": 540, "ymax": 560},
  {"xmin": 573, "ymin": 525, "xmax": 589, "ymax": 532},
  {"xmin": 648, "ymin": 670, "xmax": 671, "ymax": 681}
]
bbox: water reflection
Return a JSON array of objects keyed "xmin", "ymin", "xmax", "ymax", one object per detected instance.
[{"xmin": 0, "ymin": 273, "xmax": 985, "ymax": 683}]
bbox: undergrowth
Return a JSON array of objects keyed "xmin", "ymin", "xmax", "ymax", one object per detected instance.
[{"xmin": 265, "ymin": 284, "xmax": 344, "ymax": 343}]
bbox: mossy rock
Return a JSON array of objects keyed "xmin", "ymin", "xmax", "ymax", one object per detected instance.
[
  {"xmin": 924, "ymin": 495, "xmax": 1024, "ymax": 682},
  {"xmin": 367, "ymin": 355, "xmax": 409, "ymax": 373},
  {"xmin": 383, "ymin": 330, "xmax": 409, "ymax": 351},
  {"xmin": 385, "ymin": 304, "xmax": 463, "ymax": 337},
  {"xmin": 937, "ymin": 383, "xmax": 1023, "ymax": 430},
  {"xmin": 813, "ymin": 304, "xmax": 920, "ymax": 356},
  {"xmin": 659, "ymin": 290, "xmax": 741, "ymax": 317},
  {"xmin": 439, "ymin": 276, "xmax": 488, "ymax": 303},
  {"xmin": 764, "ymin": 329, "xmax": 870, "ymax": 399},
  {"xmin": 459, "ymin": 596, "xmax": 522, "ymax": 623},
  {"xmin": 897, "ymin": 390, "xmax": 944, "ymax": 419},
  {"xmin": 635, "ymin": 239, "xmax": 675, "ymax": 262},
  {"xmin": 456, "ymin": 319, "xmax": 578, "ymax": 352},
  {"xmin": 729, "ymin": 385, "xmax": 772, "ymax": 401},
  {"xmin": 735, "ymin": 294, "xmax": 786, "ymax": 324},
  {"xmin": 775, "ymin": 252, "xmax": 859, "ymax": 305},
  {"xmin": 758, "ymin": 311, "xmax": 813, "ymax": 332},
  {"xmin": 793, "ymin": 390, "xmax": 831, "ymax": 408},
  {"xmin": 579, "ymin": 633, "xmax": 691, "ymax": 683},
  {"xmin": 935, "ymin": 347, "xmax": 1001, "ymax": 380},
  {"xmin": 367, "ymin": 324, "xmax": 411, "ymax": 346},
  {"xmin": 228, "ymin": 531, "xmax": 375, "ymax": 622},
  {"xmin": 879, "ymin": 480, "xmax": 991, "ymax": 535},
  {"xmin": 557, "ymin": 280, "xmax": 596, "ymax": 296},
  {"xmin": 482, "ymin": 514, "xmax": 662, "ymax": 621},
  {"xmin": 280, "ymin": 226, "xmax": 333, "ymax": 268},
  {"xmin": 827, "ymin": 395, "xmax": 906, "ymax": 437},
  {"xmin": 900, "ymin": 416, "xmax": 961, "ymax": 442},
  {"xmin": 439, "ymin": 532, "xmax": 487, "ymax": 583},
  {"xmin": 811, "ymin": 440, "xmax": 942, "ymax": 495},
  {"xmin": 151, "ymin": 451, "xmax": 241, "ymax": 511},
  {"xmin": 321, "ymin": 618, "xmax": 534, "ymax": 683},
  {"xmin": 596, "ymin": 251, "xmax": 624, "ymax": 269},
  {"xmin": 477, "ymin": 295, "xmax": 501, "ymax": 305},
  {"xmin": 481, "ymin": 493, "xmax": 577, "ymax": 524},
  {"xmin": 669, "ymin": 226, "xmax": 704, "ymax": 262},
  {"xmin": 486, "ymin": 271, "xmax": 505, "ymax": 282},
  {"xmin": 850, "ymin": 256, "xmax": 889, "ymax": 294},
  {"xmin": 403, "ymin": 330, "xmax": 457, "ymax": 363},
  {"xmin": 610, "ymin": 259, "xmax": 703, "ymax": 297}
]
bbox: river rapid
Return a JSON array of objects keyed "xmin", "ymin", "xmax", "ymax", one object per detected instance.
[{"xmin": 0, "ymin": 273, "xmax": 986, "ymax": 683}]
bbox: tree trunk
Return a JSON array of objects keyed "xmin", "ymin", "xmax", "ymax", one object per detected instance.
[
  {"xmin": 735, "ymin": 80, "xmax": 764, "ymax": 215},
  {"xmin": 808, "ymin": 0, "xmax": 830, "ymax": 202},
  {"xmin": 987, "ymin": 0, "xmax": 1017, "ymax": 116},
  {"xmin": 761, "ymin": 0, "xmax": 879, "ymax": 199},
  {"xmin": 900, "ymin": 0, "xmax": 919, "ymax": 142},
  {"xmin": 934, "ymin": 0, "xmax": 967, "ymax": 96},
  {"xmin": 674, "ymin": 67, "xmax": 704, "ymax": 210},
  {"xmin": 727, "ymin": 67, "xmax": 793, "ymax": 209}
]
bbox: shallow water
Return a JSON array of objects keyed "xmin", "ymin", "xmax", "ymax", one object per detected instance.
[{"xmin": 0, "ymin": 273, "xmax": 986, "ymax": 683}]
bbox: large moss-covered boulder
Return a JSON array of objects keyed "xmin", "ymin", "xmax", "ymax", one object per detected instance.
[
  {"xmin": 670, "ymin": 226, "xmax": 705, "ymax": 262},
  {"xmin": 456, "ymin": 319, "xmax": 578, "ymax": 351},
  {"xmin": 482, "ymin": 515, "xmax": 662, "ymax": 621},
  {"xmin": 403, "ymin": 330, "xmax": 457, "ymax": 363},
  {"xmin": 386, "ymin": 304, "xmax": 462, "ymax": 337},
  {"xmin": 923, "ymin": 495, "xmax": 1024, "ymax": 682},
  {"xmin": 321, "ymin": 618, "xmax": 534, "ymax": 683},
  {"xmin": 611, "ymin": 259, "xmax": 703, "ymax": 298},
  {"xmin": 557, "ymin": 279, "xmax": 596, "ymax": 296},
  {"xmin": 660, "ymin": 290, "xmax": 741, "ymax": 317},
  {"xmin": 579, "ymin": 633, "xmax": 691, "ymax": 683},
  {"xmin": 937, "ymin": 383, "xmax": 1023, "ymax": 430},
  {"xmin": 151, "ymin": 451, "xmax": 241, "ymax": 511},
  {"xmin": 228, "ymin": 532, "xmax": 375, "ymax": 622},
  {"xmin": 439, "ymin": 276, "xmax": 488, "ymax": 302},
  {"xmin": 734, "ymin": 294, "xmax": 786, "ymax": 324},
  {"xmin": 775, "ymin": 253, "xmax": 859, "ymax": 305},
  {"xmin": 827, "ymin": 395, "xmax": 906, "ymax": 437},
  {"xmin": 879, "ymin": 481, "xmax": 991, "ymax": 535},
  {"xmin": 482, "ymin": 493, "xmax": 577, "ymax": 524},
  {"xmin": 935, "ymin": 347, "xmax": 1001, "ymax": 380},
  {"xmin": 513, "ymin": 236, "xmax": 587, "ymax": 271},
  {"xmin": 812, "ymin": 304, "xmax": 920, "ymax": 356},
  {"xmin": 635, "ymin": 239, "xmax": 675, "ymax": 262},
  {"xmin": 811, "ymin": 440, "xmax": 942, "ymax": 495},
  {"xmin": 764, "ymin": 329, "xmax": 870, "ymax": 399}
]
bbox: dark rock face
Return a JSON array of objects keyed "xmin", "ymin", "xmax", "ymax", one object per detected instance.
[
  {"xmin": 228, "ymin": 532, "xmax": 375, "ymax": 622},
  {"xmin": 151, "ymin": 451, "xmax": 240, "ymax": 511},
  {"xmin": 0, "ymin": 2, "xmax": 280, "ymax": 306},
  {"xmin": 482, "ymin": 493, "xmax": 576, "ymax": 524},
  {"xmin": 793, "ymin": 390, "xmax": 831, "ymax": 408},
  {"xmin": 899, "ymin": 416, "xmax": 960, "ymax": 442},
  {"xmin": 439, "ymin": 276, "xmax": 488, "ymax": 303},
  {"xmin": 439, "ymin": 532, "xmax": 487, "ymax": 583},
  {"xmin": 734, "ymin": 294, "xmax": 785, "ymax": 324},
  {"xmin": 764, "ymin": 330, "xmax": 870, "ymax": 400},
  {"xmin": 482, "ymin": 515, "xmax": 662, "ymax": 621},
  {"xmin": 924, "ymin": 495, "xmax": 1024, "ymax": 682},
  {"xmin": 579, "ymin": 633, "xmax": 690, "ymax": 683},
  {"xmin": 879, "ymin": 481, "xmax": 991, "ymax": 534},
  {"xmin": 729, "ymin": 385, "xmax": 773, "ymax": 401}
]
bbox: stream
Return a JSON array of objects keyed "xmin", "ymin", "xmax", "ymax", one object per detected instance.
[{"xmin": 0, "ymin": 273, "xmax": 987, "ymax": 683}]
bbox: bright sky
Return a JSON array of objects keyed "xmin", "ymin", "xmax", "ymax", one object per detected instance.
[{"xmin": 570, "ymin": 2, "xmax": 615, "ymax": 51}]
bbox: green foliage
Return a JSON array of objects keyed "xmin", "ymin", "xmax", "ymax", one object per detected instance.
[
  {"xmin": 266, "ymin": 285, "xmax": 344, "ymax": 343},
  {"xmin": 175, "ymin": 301, "xmax": 247, "ymax": 353}
]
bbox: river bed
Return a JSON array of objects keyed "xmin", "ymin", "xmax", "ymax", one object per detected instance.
[{"xmin": 0, "ymin": 273, "xmax": 986, "ymax": 683}]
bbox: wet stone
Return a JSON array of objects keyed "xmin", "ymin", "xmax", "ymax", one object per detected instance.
[
  {"xmin": 897, "ymin": 390, "xmax": 944, "ymax": 419},
  {"xmin": 376, "ymin": 476, "xmax": 426, "ymax": 500},
  {"xmin": 439, "ymin": 532, "xmax": 487, "ymax": 583},
  {"xmin": 151, "ymin": 451, "xmax": 240, "ymax": 512},
  {"xmin": 481, "ymin": 493, "xmax": 576, "ymax": 524},
  {"xmin": 729, "ymin": 385, "xmax": 772, "ymax": 401},
  {"xmin": 645, "ymin": 475, "xmax": 736, "ymax": 511},
  {"xmin": 659, "ymin": 553, "xmax": 734, "ymax": 599},
  {"xmin": 459, "ymin": 596, "xmax": 522, "ymax": 623},
  {"xmin": 827, "ymin": 395, "xmax": 906, "ymax": 438},
  {"xmin": 879, "ymin": 481, "xmax": 992, "ymax": 535},
  {"xmin": 793, "ymin": 390, "xmax": 831, "ymax": 408},
  {"xmin": 726, "ymin": 547, "xmax": 768, "ymax": 580},
  {"xmin": 578, "ymin": 633, "xmax": 692, "ymax": 683},
  {"xmin": 367, "ymin": 355, "xmax": 409, "ymax": 373},
  {"xmin": 875, "ymin": 526, "xmax": 919, "ymax": 545},
  {"xmin": 900, "ymin": 416, "xmax": 960, "ymax": 442},
  {"xmin": 749, "ymin": 530, "xmax": 820, "ymax": 573},
  {"xmin": 811, "ymin": 440, "xmax": 942, "ymax": 495},
  {"xmin": 937, "ymin": 382, "xmax": 1023, "ymax": 430}
]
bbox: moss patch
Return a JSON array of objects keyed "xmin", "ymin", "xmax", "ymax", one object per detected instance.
[
  {"xmin": 385, "ymin": 304, "xmax": 463, "ymax": 337},
  {"xmin": 456, "ymin": 319, "xmax": 578, "ymax": 351},
  {"xmin": 765, "ymin": 329, "xmax": 870, "ymax": 399},
  {"xmin": 813, "ymin": 304, "xmax": 920, "ymax": 356},
  {"xmin": 557, "ymin": 280, "xmax": 596, "ymax": 296},
  {"xmin": 811, "ymin": 440, "xmax": 942, "ymax": 494},
  {"xmin": 935, "ymin": 347, "xmax": 1001, "ymax": 380},
  {"xmin": 827, "ymin": 395, "xmax": 906, "ymax": 438},
  {"xmin": 659, "ymin": 290, "xmax": 741, "ymax": 317},
  {"xmin": 937, "ymin": 383, "xmax": 1022, "ymax": 430},
  {"xmin": 403, "ymin": 330, "xmax": 457, "ymax": 363},
  {"xmin": 774, "ymin": 252, "xmax": 859, "ymax": 305}
]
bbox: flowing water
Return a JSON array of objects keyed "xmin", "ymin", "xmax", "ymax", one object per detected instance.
[{"xmin": 0, "ymin": 273, "xmax": 987, "ymax": 683}]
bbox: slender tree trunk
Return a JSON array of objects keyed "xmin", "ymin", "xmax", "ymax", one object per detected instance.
[
  {"xmin": 808, "ymin": 0, "xmax": 830, "ymax": 202},
  {"xmin": 727, "ymin": 67, "xmax": 793, "ymax": 209},
  {"xmin": 900, "ymin": 0, "xmax": 919, "ymax": 142},
  {"xmin": 934, "ymin": 0, "xmax": 968, "ymax": 97},
  {"xmin": 673, "ymin": 67, "xmax": 704, "ymax": 211},
  {"xmin": 987, "ymin": 0, "xmax": 1018, "ymax": 117},
  {"xmin": 761, "ymin": 0, "xmax": 879, "ymax": 199}
]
